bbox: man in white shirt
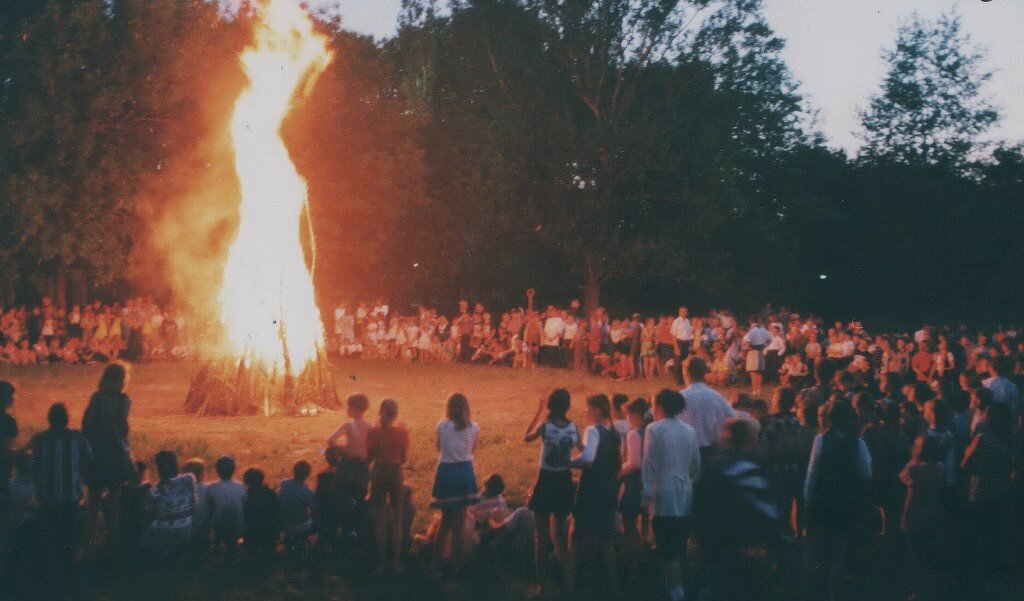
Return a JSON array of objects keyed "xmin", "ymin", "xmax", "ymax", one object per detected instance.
[
  {"xmin": 679, "ymin": 358, "xmax": 735, "ymax": 458},
  {"xmin": 540, "ymin": 306, "xmax": 565, "ymax": 368},
  {"xmin": 670, "ymin": 306, "xmax": 694, "ymax": 360},
  {"xmin": 643, "ymin": 388, "xmax": 701, "ymax": 601}
]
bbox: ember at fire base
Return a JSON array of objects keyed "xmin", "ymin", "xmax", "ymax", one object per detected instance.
[{"xmin": 184, "ymin": 352, "xmax": 339, "ymax": 416}]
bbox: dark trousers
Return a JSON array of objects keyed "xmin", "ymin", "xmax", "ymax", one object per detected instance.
[
  {"xmin": 39, "ymin": 506, "xmax": 79, "ymax": 587},
  {"xmin": 458, "ymin": 335, "xmax": 473, "ymax": 362},
  {"xmin": 538, "ymin": 345, "xmax": 563, "ymax": 368},
  {"xmin": 803, "ymin": 527, "xmax": 854, "ymax": 601}
]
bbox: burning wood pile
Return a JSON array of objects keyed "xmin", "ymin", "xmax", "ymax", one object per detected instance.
[
  {"xmin": 183, "ymin": 0, "xmax": 338, "ymax": 417},
  {"xmin": 185, "ymin": 351, "xmax": 339, "ymax": 416}
]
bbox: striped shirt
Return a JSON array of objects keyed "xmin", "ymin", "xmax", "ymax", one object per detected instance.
[{"xmin": 30, "ymin": 427, "xmax": 93, "ymax": 508}]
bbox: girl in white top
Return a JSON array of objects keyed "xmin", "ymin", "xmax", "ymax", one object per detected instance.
[{"xmin": 431, "ymin": 393, "xmax": 480, "ymax": 574}]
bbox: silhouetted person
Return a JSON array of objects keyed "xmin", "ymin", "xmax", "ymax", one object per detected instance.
[
  {"xmin": 82, "ymin": 362, "xmax": 133, "ymax": 534},
  {"xmin": 30, "ymin": 403, "xmax": 92, "ymax": 588}
]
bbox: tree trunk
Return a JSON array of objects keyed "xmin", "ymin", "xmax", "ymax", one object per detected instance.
[
  {"xmin": 53, "ymin": 264, "xmax": 68, "ymax": 309},
  {"xmin": 583, "ymin": 260, "xmax": 602, "ymax": 314}
]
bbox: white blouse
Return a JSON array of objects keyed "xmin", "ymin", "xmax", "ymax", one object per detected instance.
[{"xmin": 437, "ymin": 420, "xmax": 479, "ymax": 463}]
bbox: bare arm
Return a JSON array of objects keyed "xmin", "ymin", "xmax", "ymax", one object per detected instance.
[{"xmin": 524, "ymin": 397, "xmax": 547, "ymax": 442}]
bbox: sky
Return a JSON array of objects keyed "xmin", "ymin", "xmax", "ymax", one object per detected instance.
[{"xmin": 328, "ymin": 0, "xmax": 1023, "ymax": 155}]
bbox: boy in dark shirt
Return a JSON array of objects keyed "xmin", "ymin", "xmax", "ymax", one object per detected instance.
[{"xmin": 242, "ymin": 467, "xmax": 279, "ymax": 553}]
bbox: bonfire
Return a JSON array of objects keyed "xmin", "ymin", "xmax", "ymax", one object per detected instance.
[{"xmin": 185, "ymin": 0, "xmax": 338, "ymax": 416}]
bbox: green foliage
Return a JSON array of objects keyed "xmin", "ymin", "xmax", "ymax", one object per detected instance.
[
  {"xmin": 0, "ymin": 0, "xmax": 228, "ymax": 288},
  {"xmin": 858, "ymin": 10, "xmax": 998, "ymax": 171}
]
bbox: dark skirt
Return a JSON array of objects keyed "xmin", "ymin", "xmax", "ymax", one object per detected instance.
[
  {"xmin": 431, "ymin": 461, "xmax": 479, "ymax": 509},
  {"xmin": 618, "ymin": 472, "xmax": 643, "ymax": 518},
  {"xmin": 528, "ymin": 469, "xmax": 575, "ymax": 515}
]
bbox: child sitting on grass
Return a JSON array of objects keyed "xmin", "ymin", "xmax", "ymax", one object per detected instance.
[
  {"xmin": 279, "ymin": 460, "xmax": 317, "ymax": 543},
  {"xmin": 470, "ymin": 474, "xmax": 509, "ymax": 530},
  {"xmin": 182, "ymin": 458, "xmax": 210, "ymax": 552},
  {"xmin": 208, "ymin": 456, "xmax": 246, "ymax": 557},
  {"xmin": 243, "ymin": 467, "xmax": 279, "ymax": 553}
]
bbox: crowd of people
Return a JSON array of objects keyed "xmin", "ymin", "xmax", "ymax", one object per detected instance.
[
  {"xmin": 331, "ymin": 299, "xmax": 1024, "ymax": 393},
  {"xmin": 0, "ymin": 296, "xmax": 191, "ymax": 365},
  {"xmin": 0, "ymin": 320, "xmax": 1021, "ymax": 599}
]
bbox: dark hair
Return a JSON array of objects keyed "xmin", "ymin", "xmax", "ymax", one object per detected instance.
[
  {"xmin": 992, "ymin": 355, "xmax": 1013, "ymax": 376},
  {"xmin": 836, "ymin": 371, "xmax": 855, "ymax": 389},
  {"xmin": 98, "ymin": 362, "xmax": 129, "ymax": 394},
  {"xmin": 655, "ymin": 388, "xmax": 684, "ymax": 418},
  {"xmin": 826, "ymin": 402, "xmax": 857, "ymax": 436},
  {"xmin": 800, "ymin": 403, "xmax": 819, "ymax": 428},
  {"xmin": 586, "ymin": 394, "xmax": 612, "ymax": 422},
  {"xmin": 0, "ymin": 380, "xmax": 14, "ymax": 409},
  {"xmin": 686, "ymin": 357, "xmax": 709, "ymax": 381},
  {"xmin": 913, "ymin": 434, "xmax": 945, "ymax": 464},
  {"xmin": 325, "ymin": 446, "xmax": 344, "ymax": 466},
  {"xmin": 182, "ymin": 458, "xmax": 205, "ymax": 480},
  {"xmin": 483, "ymin": 473, "xmax": 505, "ymax": 497},
  {"xmin": 734, "ymin": 392, "xmax": 754, "ymax": 411},
  {"xmin": 155, "ymin": 451, "xmax": 178, "ymax": 482},
  {"xmin": 973, "ymin": 387, "xmax": 994, "ymax": 410},
  {"xmin": 447, "ymin": 393, "xmax": 471, "ymax": 430},
  {"xmin": 751, "ymin": 398, "xmax": 769, "ymax": 417},
  {"xmin": 612, "ymin": 393, "xmax": 630, "ymax": 413},
  {"xmin": 293, "ymin": 460, "xmax": 312, "ymax": 482},
  {"xmin": 215, "ymin": 455, "xmax": 236, "ymax": 479},
  {"xmin": 346, "ymin": 393, "xmax": 370, "ymax": 412},
  {"xmin": 626, "ymin": 398, "xmax": 649, "ymax": 418},
  {"xmin": 243, "ymin": 467, "xmax": 265, "ymax": 488},
  {"xmin": 547, "ymin": 388, "xmax": 570, "ymax": 421},
  {"xmin": 47, "ymin": 403, "xmax": 69, "ymax": 429},
  {"xmin": 379, "ymin": 399, "xmax": 399, "ymax": 427},
  {"xmin": 721, "ymin": 418, "xmax": 757, "ymax": 453},
  {"xmin": 777, "ymin": 387, "xmax": 797, "ymax": 413}
]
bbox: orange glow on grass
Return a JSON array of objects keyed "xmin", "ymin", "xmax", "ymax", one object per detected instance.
[{"xmin": 218, "ymin": 0, "xmax": 332, "ymax": 373}]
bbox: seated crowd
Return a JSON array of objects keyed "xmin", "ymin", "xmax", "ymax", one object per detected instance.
[
  {"xmin": 0, "ymin": 296, "xmax": 191, "ymax": 365},
  {"xmin": 329, "ymin": 299, "xmax": 1024, "ymax": 393},
  {"xmin": 0, "ymin": 314, "xmax": 1022, "ymax": 600}
]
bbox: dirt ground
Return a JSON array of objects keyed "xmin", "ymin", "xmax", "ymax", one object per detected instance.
[{"xmin": 1, "ymin": 358, "xmax": 678, "ymax": 529}]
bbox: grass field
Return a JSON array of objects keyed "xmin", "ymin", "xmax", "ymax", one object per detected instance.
[
  {"xmin": 1, "ymin": 359, "xmax": 677, "ymax": 530},
  {"xmin": 1, "ymin": 359, "xmax": 692, "ymax": 601}
]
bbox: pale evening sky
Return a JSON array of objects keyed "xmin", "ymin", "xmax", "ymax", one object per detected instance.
[{"xmin": 327, "ymin": 0, "xmax": 1024, "ymax": 155}]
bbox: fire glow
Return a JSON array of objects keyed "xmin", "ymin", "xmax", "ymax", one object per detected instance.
[{"xmin": 218, "ymin": 0, "xmax": 333, "ymax": 373}]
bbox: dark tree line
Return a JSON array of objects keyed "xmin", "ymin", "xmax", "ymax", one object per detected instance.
[{"xmin": 0, "ymin": 1, "xmax": 1021, "ymax": 323}]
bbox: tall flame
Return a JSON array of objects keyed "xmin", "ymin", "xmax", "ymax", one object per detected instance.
[{"xmin": 219, "ymin": 0, "xmax": 332, "ymax": 372}]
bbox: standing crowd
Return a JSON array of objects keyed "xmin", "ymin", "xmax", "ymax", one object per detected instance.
[{"xmin": 1, "ymin": 306, "xmax": 1023, "ymax": 600}]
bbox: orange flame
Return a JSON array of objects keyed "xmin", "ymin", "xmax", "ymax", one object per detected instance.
[{"xmin": 218, "ymin": 0, "xmax": 332, "ymax": 372}]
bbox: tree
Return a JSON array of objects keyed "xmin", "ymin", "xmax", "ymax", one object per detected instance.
[
  {"xmin": 858, "ymin": 11, "xmax": 998, "ymax": 170},
  {"xmin": 0, "ymin": 0, "xmax": 232, "ymax": 305}
]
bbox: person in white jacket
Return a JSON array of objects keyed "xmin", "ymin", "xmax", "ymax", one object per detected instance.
[{"xmin": 643, "ymin": 388, "xmax": 701, "ymax": 601}]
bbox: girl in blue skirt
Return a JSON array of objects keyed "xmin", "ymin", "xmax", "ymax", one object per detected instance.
[{"xmin": 431, "ymin": 393, "xmax": 480, "ymax": 573}]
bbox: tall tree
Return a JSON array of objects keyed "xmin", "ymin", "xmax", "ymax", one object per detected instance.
[
  {"xmin": 0, "ymin": 0, "xmax": 231, "ymax": 304},
  {"xmin": 858, "ymin": 11, "xmax": 998, "ymax": 170}
]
